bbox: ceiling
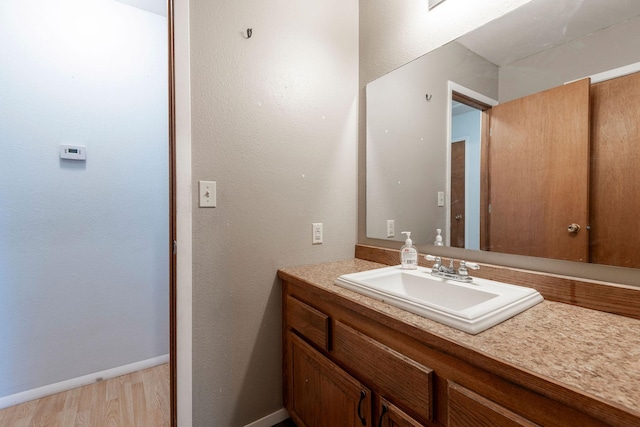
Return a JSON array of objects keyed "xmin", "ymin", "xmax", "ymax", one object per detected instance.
[
  {"xmin": 452, "ymin": 101, "xmax": 476, "ymax": 116},
  {"xmin": 113, "ymin": 0, "xmax": 166, "ymax": 17},
  {"xmin": 457, "ymin": 0, "xmax": 640, "ymax": 66}
]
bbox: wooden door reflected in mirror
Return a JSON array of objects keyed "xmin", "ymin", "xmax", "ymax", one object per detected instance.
[
  {"xmin": 486, "ymin": 79, "xmax": 590, "ymax": 262},
  {"xmin": 450, "ymin": 140, "xmax": 466, "ymax": 248}
]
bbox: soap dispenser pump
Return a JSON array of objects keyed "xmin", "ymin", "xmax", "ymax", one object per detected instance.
[
  {"xmin": 434, "ymin": 229, "xmax": 443, "ymax": 246},
  {"xmin": 400, "ymin": 231, "xmax": 418, "ymax": 270}
]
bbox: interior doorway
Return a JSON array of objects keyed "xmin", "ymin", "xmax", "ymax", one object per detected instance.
[
  {"xmin": 447, "ymin": 84, "xmax": 495, "ymax": 250},
  {"xmin": 0, "ymin": 1, "xmax": 176, "ymax": 424},
  {"xmin": 450, "ymin": 139, "xmax": 466, "ymax": 248}
]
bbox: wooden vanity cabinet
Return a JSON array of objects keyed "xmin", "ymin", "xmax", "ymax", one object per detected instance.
[
  {"xmin": 447, "ymin": 382, "xmax": 539, "ymax": 427},
  {"xmin": 287, "ymin": 295, "xmax": 330, "ymax": 352},
  {"xmin": 285, "ymin": 288, "xmax": 433, "ymax": 427},
  {"xmin": 378, "ymin": 397, "xmax": 425, "ymax": 427},
  {"xmin": 282, "ymin": 277, "xmax": 636, "ymax": 427},
  {"xmin": 288, "ymin": 333, "xmax": 372, "ymax": 427},
  {"xmin": 331, "ymin": 320, "xmax": 433, "ymax": 425}
]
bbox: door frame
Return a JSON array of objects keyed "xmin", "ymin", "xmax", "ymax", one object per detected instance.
[
  {"xmin": 170, "ymin": 0, "xmax": 194, "ymax": 422},
  {"xmin": 446, "ymin": 81, "xmax": 497, "ymax": 248},
  {"xmin": 168, "ymin": 0, "xmax": 193, "ymax": 425},
  {"xmin": 168, "ymin": 0, "xmax": 177, "ymax": 424}
]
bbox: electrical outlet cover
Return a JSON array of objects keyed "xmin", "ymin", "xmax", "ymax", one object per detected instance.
[{"xmin": 312, "ymin": 223, "xmax": 323, "ymax": 244}]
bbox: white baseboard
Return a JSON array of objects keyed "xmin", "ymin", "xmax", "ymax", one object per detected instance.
[
  {"xmin": 0, "ymin": 354, "xmax": 169, "ymax": 410},
  {"xmin": 244, "ymin": 408, "xmax": 289, "ymax": 427}
]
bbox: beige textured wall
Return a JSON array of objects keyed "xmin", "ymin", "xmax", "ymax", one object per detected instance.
[
  {"xmin": 186, "ymin": 0, "xmax": 640, "ymax": 424},
  {"xmin": 499, "ymin": 14, "xmax": 640, "ymax": 101},
  {"xmin": 189, "ymin": 0, "xmax": 358, "ymax": 425}
]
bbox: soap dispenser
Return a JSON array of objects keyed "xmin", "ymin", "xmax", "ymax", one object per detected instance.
[
  {"xmin": 434, "ymin": 229, "xmax": 444, "ymax": 246},
  {"xmin": 400, "ymin": 231, "xmax": 418, "ymax": 270}
]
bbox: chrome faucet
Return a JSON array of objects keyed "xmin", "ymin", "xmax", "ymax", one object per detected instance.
[{"xmin": 424, "ymin": 255, "xmax": 480, "ymax": 283}]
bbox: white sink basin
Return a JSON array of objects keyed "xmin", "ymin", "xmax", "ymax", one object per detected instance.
[{"xmin": 335, "ymin": 265, "xmax": 543, "ymax": 334}]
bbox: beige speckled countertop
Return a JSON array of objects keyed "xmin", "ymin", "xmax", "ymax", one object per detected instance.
[{"xmin": 279, "ymin": 259, "xmax": 640, "ymax": 415}]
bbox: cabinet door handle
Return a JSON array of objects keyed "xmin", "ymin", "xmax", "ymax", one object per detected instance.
[
  {"xmin": 378, "ymin": 403, "xmax": 388, "ymax": 427},
  {"xmin": 357, "ymin": 390, "xmax": 367, "ymax": 425}
]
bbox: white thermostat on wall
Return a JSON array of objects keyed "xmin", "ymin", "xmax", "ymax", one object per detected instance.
[{"xmin": 60, "ymin": 144, "xmax": 86, "ymax": 160}]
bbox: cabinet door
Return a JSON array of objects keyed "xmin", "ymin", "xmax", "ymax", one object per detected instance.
[
  {"xmin": 289, "ymin": 333, "xmax": 372, "ymax": 427},
  {"xmin": 332, "ymin": 321, "xmax": 433, "ymax": 425},
  {"xmin": 448, "ymin": 382, "xmax": 540, "ymax": 427},
  {"xmin": 378, "ymin": 397, "xmax": 424, "ymax": 427}
]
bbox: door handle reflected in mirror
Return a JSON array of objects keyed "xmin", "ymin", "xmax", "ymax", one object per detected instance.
[{"xmin": 567, "ymin": 223, "xmax": 581, "ymax": 233}]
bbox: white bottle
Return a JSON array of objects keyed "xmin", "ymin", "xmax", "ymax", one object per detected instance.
[
  {"xmin": 434, "ymin": 229, "xmax": 444, "ymax": 246},
  {"xmin": 400, "ymin": 231, "xmax": 418, "ymax": 270}
]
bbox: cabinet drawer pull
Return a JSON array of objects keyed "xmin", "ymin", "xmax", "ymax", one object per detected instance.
[
  {"xmin": 378, "ymin": 403, "xmax": 388, "ymax": 427},
  {"xmin": 357, "ymin": 390, "xmax": 367, "ymax": 425}
]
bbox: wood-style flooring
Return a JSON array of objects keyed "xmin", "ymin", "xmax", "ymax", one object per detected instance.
[{"xmin": 0, "ymin": 363, "xmax": 170, "ymax": 427}]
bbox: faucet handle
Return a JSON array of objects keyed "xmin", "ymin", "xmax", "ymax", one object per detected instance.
[
  {"xmin": 463, "ymin": 261, "xmax": 480, "ymax": 270},
  {"xmin": 458, "ymin": 260, "xmax": 479, "ymax": 277},
  {"xmin": 424, "ymin": 254, "xmax": 441, "ymax": 269}
]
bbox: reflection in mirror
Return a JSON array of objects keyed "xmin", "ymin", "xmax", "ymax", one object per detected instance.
[
  {"xmin": 450, "ymin": 100, "xmax": 482, "ymax": 250},
  {"xmin": 366, "ymin": 41, "xmax": 498, "ymax": 245},
  {"xmin": 366, "ymin": 0, "xmax": 640, "ymax": 268}
]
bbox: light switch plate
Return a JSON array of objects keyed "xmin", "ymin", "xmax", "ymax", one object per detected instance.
[
  {"xmin": 199, "ymin": 181, "xmax": 216, "ymax": 208},
  {"xmin": 437, "ymin": 191, "xmax": 445, "ymax": 207}
]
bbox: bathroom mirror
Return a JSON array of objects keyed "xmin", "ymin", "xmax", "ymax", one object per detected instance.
[{"xmin": 366, "ymin": 0, "xmax": 640, "ymax": 269}]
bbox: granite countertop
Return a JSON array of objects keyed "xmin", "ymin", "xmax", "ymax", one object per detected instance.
[{"xmin": 279, "ymin": 259, "xmax": 640, "ymax": 414}]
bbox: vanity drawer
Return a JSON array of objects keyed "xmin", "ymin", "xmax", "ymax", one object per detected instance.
[
  {"xmin": 332, "ymin": 320, "xmax": 433, "ymax": 425},
  {"xmin": 287, "ymin": 295, "xmax": 330, "ymax": 352},
  {"xmin": 448, "ymin": 381, "xmax": 540, "ymax": 427}
]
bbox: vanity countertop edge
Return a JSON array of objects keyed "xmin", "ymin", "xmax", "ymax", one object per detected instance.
[{"xmin": 278, "ymin": 258, "xmax": 640, "ymax": 420}]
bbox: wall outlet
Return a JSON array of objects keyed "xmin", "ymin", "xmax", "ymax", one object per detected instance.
[
  {"xmin": 387, "ymin": 219, "xmax": 395, "ymax": 238},
  {"xmin": 312, "ymin": 223, "xmax": 323, "ymax": 244}
]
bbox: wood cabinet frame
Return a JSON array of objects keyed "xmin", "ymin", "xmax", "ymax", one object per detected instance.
[{"xmin": 281, "ymin": 272, "xmax": 640, "ymax": 426}]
